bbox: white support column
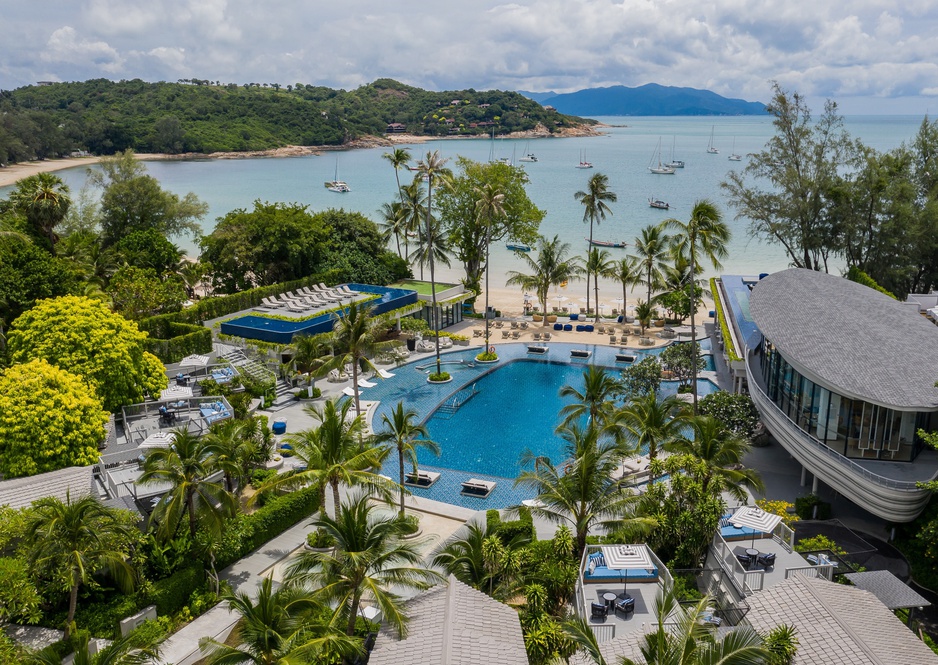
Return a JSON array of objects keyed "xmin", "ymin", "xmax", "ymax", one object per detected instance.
[
  {"xmin": 801, "ymin": 466, "xmax": 807, "ymax": 487},
  {"xmin": 811, "ymin": 474, "xmax": 819, "ymax": 494}
]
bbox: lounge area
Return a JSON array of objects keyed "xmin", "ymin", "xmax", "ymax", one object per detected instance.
[{"xmin": 461, "ymin": 478, "xmax": 496, "ymax": 498}]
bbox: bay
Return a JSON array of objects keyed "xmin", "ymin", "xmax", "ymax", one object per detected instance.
[{"xmin": 5, "ymin": 115, "xmax": 926, "ymax": 284}]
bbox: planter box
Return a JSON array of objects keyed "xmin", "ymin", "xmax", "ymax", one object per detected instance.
[
  {"xmin": 546, "ymin": 315, "xmax": 558, "ymax": 323},
  {"xmin": 453, "ymin": 338, "xmax": 470, "ymax": 346}
]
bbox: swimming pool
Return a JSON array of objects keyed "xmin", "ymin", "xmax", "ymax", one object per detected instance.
[{"xmin": 364, "ymin": 341, "xmax": 721, "ymax": 508}]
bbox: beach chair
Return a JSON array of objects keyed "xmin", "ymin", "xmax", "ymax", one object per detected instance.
[
  {"xmin": 286, "ymin": 302, "xmax": 308, "ymax": 313},
  {"xmin": 561, "ymin": 306, "xmax": 569, "ymax": 313},
  {"xmin": 543, "ymin": 332, "xmax": 552, "ymax": 341},
  {"xmin": 260, "ymin": 297, "xmax": 284, "ymax": 309},
  {"xmin": 609, "ymin": 335, "xmax": 617, "ymax": 345},
  {"xmin": 338, "ymin": 284, "xmax": 361, "ymax": 295},
  {"xmin": 510, "ymin": 321, "xmax": 518, "ymax": 329},
  {"xmin": 512, "ymin": 330, "xmax": 521, "ymax": 339},
  {"xmin": 620, "ymin": 335, "xmax": 629, "ymax": 345},
  {"xmin": 533, "ymin": 332, "xmax": 542, "ymax": 341},
  {"xmin": 501, "ymin": 330, "xmax": 510, "ymax": 339},
  {"xmin": 473, "ymin": 329, "xmax": 483, "ymax": 337}
]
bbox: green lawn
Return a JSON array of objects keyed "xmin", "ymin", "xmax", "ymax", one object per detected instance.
[{"xmin": 391, "ymin": 280, "xmax": 459, "ymax": 296}]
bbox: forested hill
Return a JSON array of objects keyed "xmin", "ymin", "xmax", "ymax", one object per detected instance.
[
  {"xmin": 530, "ymin": 83, "xmax": 767, "ymax": 116},
  {"xmin": 0, "ymin": 78, "xmax": 589, "ymax": 163}
]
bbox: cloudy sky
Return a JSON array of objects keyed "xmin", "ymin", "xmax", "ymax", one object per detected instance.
[{"xmin": 3, "ymin": 0, "xmax": 938, "ymax": 114}]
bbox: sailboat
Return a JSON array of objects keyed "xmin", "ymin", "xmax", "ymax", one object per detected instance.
[
  {"xmin": 576, "ymin": 150, "xmax": 593, "ymax": 169},
  {"xmin": 707, "ymin": 126, "xmax": 719, "ymax": 154},
  {"xmin": 519, "ymin": 142, "xmax": 538, "ymax": 162},
  {"xmin": 728, "ymin": 137, "xmax": 742, "ymax": 161},
  {"xmin": 665, "ymin": 136, "xmax": 684, "ymax": 169},
  {"xmin": 324, "ymin": 157, "xmax": 350, "ymax": 192},
  {"xmin": 648, "ymin": 138, "xmax": 676, "ymax": 175}
]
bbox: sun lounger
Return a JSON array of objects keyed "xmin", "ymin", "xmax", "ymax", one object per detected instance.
[
  {"xmin": 404, "ymin": 470, "xmax": 440, "ymax": 487},
  {"xmin": 473, "ymin": 329, "xmax": 483, "ymax": 337},
  {"xmin": 527, "ymin": 345, "xmax": 549, "ymax": 354},
  {"xmin": 461, "ymin": 478, "xmax": 496, "ymax": 497},
  {"xmin": 501, "ymin": 330, "xmax": 510, "ymax": 339},
  {"xmin": 533, "ymin": 332, "xmax": 542, "ymax": 341},
  {"xmin": 286, "ymin": 302, "xmax": 309, "ymax": 313},
  {"xmin": 337, "ymin": 284, "xmax": 361, "ymax": 295},
  {"xmin": 609, "ymin": 335, "xmax": 617, "ymax": 344},
  {"xmin": 358, "ymin": 379, "xmax": 377, "ymax": 388},
  {"xmin": 377, "ymin": 369, "xmax": 395, "ymax": 379},
  {"xmin": 327, "ymin": 369, "xmax": 349, "ymax": 382},
  {"xmin": 615, "ymin": 353, "xmax": 637, "ymax": 363},
  {"xmin": 260, "ymin": 296, "xmax": 284, "ymax": 309},
  {"xmin": 571, "ymin": 349, "xmax": 592, "ymax": 359},
  {"xmin": 543, "ymin": 332, "xmax": 551, "ymax": 341},
  {"xmin": 342, "ymin": 387, "xmax": 362, "ymax": 398},
  {"xmin": 512, "ymin": 330, "xmax": 521, "ymax": 339}
]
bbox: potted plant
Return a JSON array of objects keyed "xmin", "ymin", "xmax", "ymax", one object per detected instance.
[
  {"xmin": 400, "ymin": 317, "xmax": 430, "ymax": 352},
  {"xmin": 475, "ymin": 348, "xmax": 499, "ymax": 363},
  {"xmin": 305, "ymin": 528, "xmax": 336, "ymax": 552}
]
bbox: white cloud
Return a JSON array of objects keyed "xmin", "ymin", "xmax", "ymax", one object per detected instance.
[{"xmin": 0, "ymin": 0, "xmax": 936, "ymax": 114}]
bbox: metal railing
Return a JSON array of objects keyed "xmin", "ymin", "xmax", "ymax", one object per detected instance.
[
  {"xmin": 710, "ymin": 534, "xmax": 764, "ymax": 595},
  {"xmin": 772, "ymin": 521, "xmax": 795, "ymax": 552},
  {"xmin": 784, "ymin": 565, "xmax": 833, "ymax": 581},
  {"xmin": 746, "ymin": 357, "xmax": 934, "ymax": 491}
]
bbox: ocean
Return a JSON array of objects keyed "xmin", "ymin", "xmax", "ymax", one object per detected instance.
[{"xmin": 3, "ymin": 115, "xmax": 926, "ymax": 286}]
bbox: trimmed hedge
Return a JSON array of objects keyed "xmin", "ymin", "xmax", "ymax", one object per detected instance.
[
  {"xmin": 147, "ymin": 564, "xmax": 206, "ymax": 616},
  {"xmin": 138, "ymin": 318, "xmax": 212, "ymax": 364},
  {"xmin": 486, "ymin": 507, "xmax": 536, "ymax": 546},
  {"xmin": 710, "ymin": 277, "xmax": 742, "ymax": 362}
]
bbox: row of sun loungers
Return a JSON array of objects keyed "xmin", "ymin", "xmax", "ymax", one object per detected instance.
[
  {"xmin": 399, "ymin": 471, "xmax": 497, "ymax": 498},
  {"xmin": 258, "ymin": 284, "xmax": 361, "ymax": 312}
]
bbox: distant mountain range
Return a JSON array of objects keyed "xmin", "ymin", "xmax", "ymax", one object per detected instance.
[{"xmin": 518, "ymin": 83, "xmax": 767, "ymax": 116}]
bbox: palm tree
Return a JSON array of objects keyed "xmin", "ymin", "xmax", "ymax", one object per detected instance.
[
  {"xmin": 287, "ymin": 493, "xmax": 441, "ymax": 637},
  {"xmin": 574, "ymin": 173, "xmax": 617, "ymax": 316},
  {"xmin": 634, "ymin": 299, "xmax": 655, "ymax": 335},
  {"xmin": 24, "ymin": 494, "xmax": 135, "ymax": 640},
  {"xmin": 199, "ymin": 576, "xmax": 359, "ymax": 665},
  {"xmin": 327, "ymin": 300, "xmax": 396, "ymax": 430},
  {"xmin": 28, "ymin": 631, "xmax": 161, "ymax": 665},
  {"xmin": 10, "ymin": 172, "xmax": 72, "ymax": 248},
  {"xmin": 400, "ymin": 178, "xmax": 427, "ymax": 263},
  {"xmin": 662, "ymin": 200, "xmax": 730, "ymax": 412},
  {"xmin": 202, "ymin": 419, "xmax": 258, "ymax": 496},
  {"xmin": 559, "ymin": 365, "xmax": 621, "ymax": 430},
  {"xmin": 410, "ymin": 212, "xmax": 451, "ymax": 283},
  {"xmin": 586, "ymin": 247, "xmax": 615, "ymax": 322},
  {"xmin": 138, "ymin": 427, "xmax": 238, "ymax": 541},
  {"xmin": 378, "ymin": 200, "xmax": 408, "ymax": 259},
  {"xmin": 474, "ymin": 182, "xmax": 507, "ymax": 351},
  {"xmin": 665, "ymin": 416, "xmax": 764, "ymax": 502},
  {"xmin": 506, "ymin": 235, "xmax": 581, "ymax": 326},
  {"xmin": 373, "ymin": 401, "xmax": 440, "ymax": 517},
  {"xmin": 383, "ymin": 147, "xmax": 412, "ymax": 207},
  {"xmin": 258, "ymin": 399, "xmax": 391, "ymax": 520},
  {"xmin": 614, "ymin": 392, "xmax": 691, "ymax": 472},
  {"xmin": 515, "ymin": 424, "xmax": 653, "ymax": 557},
  {"xmin": 288, "ymin": 332, "xmax": 332, "ymax": 396},
  {"xmin": 417, "ymin": 150, "xmax": 452, "ymax": 378},
  {"xmin": 632, "ymin": 223, "xmax": 672, "ymax": 308},
  {"xmin": 604, "ymin": 255, "xmax": 642, "ymax": 320}
]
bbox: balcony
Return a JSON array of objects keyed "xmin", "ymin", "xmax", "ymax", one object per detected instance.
[{"xmin": 746, "ymin": 354, "xmax": 936, "ymax": 522}]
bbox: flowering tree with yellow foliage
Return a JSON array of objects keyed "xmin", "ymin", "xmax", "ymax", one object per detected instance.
[
  {"xmin": 0, "ymin": 359, "xmax": 108, "ymax": 477},
  {"xmin": 7, "ymin": 296, "xmax": 167, "ymax": 411}
]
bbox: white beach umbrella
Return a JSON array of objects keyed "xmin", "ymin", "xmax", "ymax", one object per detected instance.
[
  {"xmin": 600, "ymin": 544, "xmax": 657, "ymax": 593},
  {"xmin": 730, "ymin": 505, "xmax": 783, "ymax": 546},
  {"xmin": 612, "ymin": 297, "xmax": 625, "ymax": 305},
  {"xmin": 160, "ymin": 385, "xmax": 193, "ymax": 400},
  {"xmin": 140, "ymin": 431, "xmax": 176, "ymax": 449},
  {"xmin": 178, "ymin": 354, "xmax": 210, "ymax": 369}
]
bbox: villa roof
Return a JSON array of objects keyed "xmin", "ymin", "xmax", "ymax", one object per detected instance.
[
  {"xmin": 746, "ymin": 574, "xmax": 938, "ymax": 665},
  {"xmin": 843, "ymin": 570, "xmax": 931, "ymax": 610},
  {"xmin": 749, "ymin": 269, "xmax": 938, "ymax": 409},
  {"xmin": 0, "ymin": 466, "xmax": 94, "ymax": 509},
  {"xmin": 368, "ymin": 574, "xmax": 527, "ymax": 665}
]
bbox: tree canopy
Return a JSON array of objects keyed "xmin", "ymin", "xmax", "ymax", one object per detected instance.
[
  {"xmin": 0, "ymin": 359, "xmax": 107, "ymax": 477},
  {"xmin": 7, "ymin": 295, "xmax": 168, "ymax": 411},
  {"xmin": 0, "ymin": 233, "xmax": 81, "ymax": 325}
]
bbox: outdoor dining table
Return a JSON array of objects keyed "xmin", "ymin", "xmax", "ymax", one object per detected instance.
[
  {"xmin": 745, "ymin": 548, "xmax": 760, "ymax": 569},
  {"xmin": 602, "ymin": 592, "xmax": 617, "ymax": 609}
]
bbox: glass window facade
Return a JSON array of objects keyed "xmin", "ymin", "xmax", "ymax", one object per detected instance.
[{"xmin": 759, "ymin": 338, "xmax": 934, "ymax": 462}]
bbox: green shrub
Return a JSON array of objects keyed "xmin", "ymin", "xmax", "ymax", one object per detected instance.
[
  {"xmin": 428, "ymin": 372, "xmax": 451, "ymax": 382},
  {"xmin": 671, "ymin": 572, "xmax": 703, "ymax": 601},
  {"xmin": 710, "ymin": 277, "xmax": 742, "ymax": 362},
  {"xmin": 306, "ymin": 528, "xmax": 336, "ymax": 549},
  {"xmin": 846, "ymin": 266, "xmax": 897, "ymax": 300},
  {"xmin": 487, "ymin": 507, "xmax": 536, "ymax": 545},
  {"xmin": 72, "ymin": 593, "xmax": 141, "ymax": 638},
  {"xmin": 138, "ymin": 316, "xmax": 212, "ymax": 364},
  {"xmin": 251, "ymin": 468, "xmax": 278, "ymax": 487},
  {"xmin": 794, "ymin": 494, "xmax": 831, "ymax": 520},
  {"xmin": 476, "ymin": 350, "xmax": 498, "ymax": 361},
  {"xmin": 147, "ymin": 565, "xmax": 206, "ymax": 617},
  {"xmin": 794, "ymin": 534, "xmax": 846, "ymax": 556}
]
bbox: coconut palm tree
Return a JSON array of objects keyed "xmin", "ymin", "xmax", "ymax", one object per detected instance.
[
  {"xmin": 373, "ymin": 401, "xmax": 440, "ymax": 517},
  {"xmin": 586, "ymin": 247, "xmax": 615, "ymax": 322},
  {"xmin": 288, "ymin": 332, "xmax": 332, "ymax": 396},
  {"xmin": 514, "ymin": 424, "xmax": 653, "ymax": 557},
  {"xmin": 258, "ymin": 399, "xmax": 392, "ymax": 520},
  {"xmin": 662, "ymin": 199, "xmax": 730, "ymax": 412},
  {"xmin": 198, "ymin": 576, "xmax": 359, "ymax": 665},
  {"xmin": 327, "ymin": 300, "xmax": 396, "ymax": 430},
  {"xmin": 614, "ymin": 392, "xmax": 691, "ymax": 472},
  {"xmin": 604, "ymin": 255, "xmax": 642, "ymax": 320},
  {"xmin": 665, "ymin": 415, "xmax": 764, "ymax": 502},
  {"xmin": 138, "ymin": 427, "xmax": 238, "ymax": 541},
  {"xmin": 574, "ymin": 173, "xmax": 617, "ymax": 315},
  {"xmin": 287, "ymin": 493, "xmax": 441, "ymax": 637},
  {"xmin": 474, "ymin": 181, "xmax": 507, "ymax": 351},
  {"xmin": 632, "ymin": 223, "xmax": 672, "ymax": 307},
  {"xmin": 383, "ymin": 147, "xmax": 412, "ymax": 207},
  {"xmin": 417, "ymin": 150, "xmax": 452, "ymax": 378},
  {"xmin": 506, "ymin": 235, "xmax": 582, "ymax": 326},
  {"xmin": 10, "ymin": 172, "xmax": 72, "ymax": 248},
  {"xmin": 410, "ymin": 212, "xmax": 451, "ymax": 283},
  {"xmin": 28, "ymin": 630, "xmax": 162, "ymax": 665},
  {"xmin": 378, "ymin": 200, "xmax": 408, "ymax": 259},
  {"xmin": 400, "ymin": 178, "xmax": 427, "ymax": 263},
  {"xmin": 558, "ymin": 365, "xmax": 621, "ymax": 430},
  {"xmin": 431, "ymin": 520, "xmax": 529, "ymax": 593},
  {"xmin": 24, "ymin": 494, "xmax": 136, "ymax": 640},
  {"xmin": 202, "ymin": 419, "xmax": 259, "ymax": 496}
]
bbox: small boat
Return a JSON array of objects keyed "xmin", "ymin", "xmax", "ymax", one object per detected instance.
[
  {"xmin": 506, "ymin": 243, "xmax": 532, "ymax": 252},
  {"xmin": 648, "ymin": 138, "xmax": 675, "ymax": 175},
  {"xmin": 665, "ymin": 136, "xmax": 684, "ymax": 168},
  {"xmin": 519, "ymin": 143, "xmax": 538, "ymax": 163},
  {"xmin": 576, "ymin": 150, "xmax": 593, "ymax": 169},
  {"xmin": 325, "ymin": 157, "xmax": 350, "ymax": 192},
  {"xmin": 707, "ymin": 126, "xmax": 719, "ymax": 154},
  {"xmin": 728, "ymin": 137, "xmax": 742, "ymax": 161},
  {"xmin": 586, "ymin": 238, "xmax": 627, "ymax": 248},
  {"xmin": 649, "ymin": 198, "xmax": 670, "ymax": 210}
]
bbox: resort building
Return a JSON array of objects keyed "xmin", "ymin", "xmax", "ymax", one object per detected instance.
[{"xmin": 714, "ymin": 269, "xmax": 938, "ymax": 522}]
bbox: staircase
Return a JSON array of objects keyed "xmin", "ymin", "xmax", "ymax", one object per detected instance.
[
  {"xmin": 215, "ymin": 344, "xmax": 277, "ymax": 389},
  {"xmin": 434, "ymin": 383, "xmax": 480, "ymax": 418}
]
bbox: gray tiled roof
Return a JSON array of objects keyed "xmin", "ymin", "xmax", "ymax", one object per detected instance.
[
  {"xmin": 368, "ymin": 574, "xmax": 528, "ymax": 665},
  {"xmin": 0, "ymin": 466, "xmax": 94, "ymax": 509},
  {"xmin": 843, "ymin": 570, "xmax": 931, "ymax": 610},
  {"xmin": 750, "ymin": 269, "xmax": 938, "ymax": 409},
  {"xmin": 746, "ymin": 574, "xmax": 938, "ymax": 665}
]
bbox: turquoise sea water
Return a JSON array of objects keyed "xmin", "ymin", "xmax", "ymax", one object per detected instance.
[{"xmin": 3, "ymin": 115, "xmax": 924, "ymax": 280}]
